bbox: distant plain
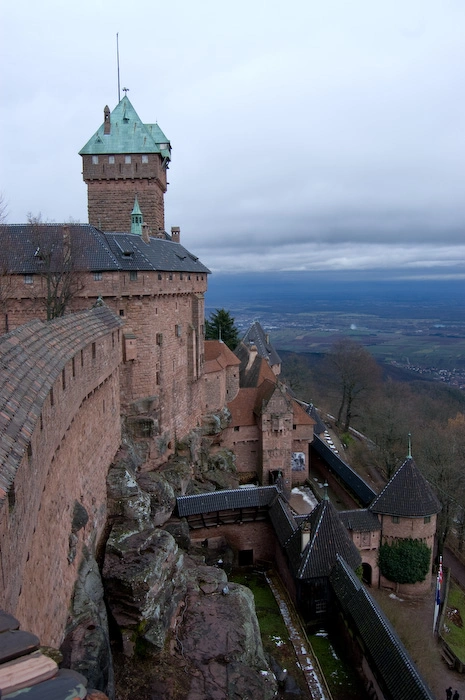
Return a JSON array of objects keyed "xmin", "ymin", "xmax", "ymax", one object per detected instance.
[{"xmin": 205, "ymin": 274, "xmax": 465, "ymax": 376}]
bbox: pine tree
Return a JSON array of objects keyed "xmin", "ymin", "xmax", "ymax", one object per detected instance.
[{"xmin": 205, "ymin": 308, "xmax": 239, "ymax": 350}]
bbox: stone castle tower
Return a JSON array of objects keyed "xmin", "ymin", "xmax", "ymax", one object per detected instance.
[{"xmin": 79, "ymin": 96, "xmax": 171, "ymax": 232}]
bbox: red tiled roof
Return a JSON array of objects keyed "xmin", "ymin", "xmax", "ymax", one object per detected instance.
[
  {"xmin": 204, "ymin": 340, "xmax": 241, "ymax": 375},
  {"xmin": 228, "ymin": 388, "xmax": 259, "ymax": 426}
]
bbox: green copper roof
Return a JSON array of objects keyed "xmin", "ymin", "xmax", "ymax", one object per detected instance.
[
  {"xmin": 79, "ymin": 96, "xmax": 171, "ymax": 158},
  {"xmin": 131, "ymin": 195, "xmax": 142, "ymax": 216}
]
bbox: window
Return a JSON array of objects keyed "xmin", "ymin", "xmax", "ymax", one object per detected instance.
[
  {"xmin": 108, "ymin": 155, "xmax": 115, "ymax": 164},
  {"xmin": 125, "ymin": 155, "xmax": 131, "ymax": 164},
  {"xmin": 92, "ymin": 342, "xmax": 96, "ymax": 360},
  {"xmin": 129, "ymin": 271, "xmax": 138, "ymax": 281},
  {"xmin": 72, "ymin": 357, "xmax": 76, "ymax": 377},
  {"xmin": 142, "ymin": 155, "xmax": 148, "ymax": 163},
  {"xmin": 24, "ymin": 274, "xmax": 33, "ymax": 284},
  {"xmin": 169, "ymin": 273, "xmax": 173, "ymax": 280},
  {"xmin": 175, "ymin": 324, "xmax": 182, "ymax": 337},
  {"xmin": 156, "ymin": 333, "xmax": 163, "ymax": 345},
  {"xmin": 62, "ymin": 369, "xmax": 66, "ymax": 390},
  {"xmin": 424, "ymin": 515, "xmax": 431, "ymax": 524},
  {"xmin": 92, "ymin": 155, "xmax": 99, "ymax": 164},
  {"xmin": 50, "ymin": 388, "xmax": 54, "ymax": 406},
  {"xmin": 234, "ymin": 426, "xmax": 240, "ymax": 432},
  {"xmin": 391, "ymin": 516, "xmax": 400, "ymax": 524},
  {"xmin": 158, "ymin": 273, "xmax": 162, "ymax": 280},
  {"xmin": 94, "ymin": 272, "xmax": 102, "ymax": 281},
  {"xmin": 119, "ymin": 309, "xmax": 125, "ymax": 317},
  {"xmin": 315, "ymin": 600, "xmax": 327, "ymax": 615}
]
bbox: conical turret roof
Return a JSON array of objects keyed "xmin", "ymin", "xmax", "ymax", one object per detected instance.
[{"xmin": 369, "ymin": 457, "xmax": 441, "ymax": 518}]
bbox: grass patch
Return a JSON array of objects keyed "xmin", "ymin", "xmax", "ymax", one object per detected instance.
[
  {"xmin": 230, "ymin": 572, "xmax": 309, "ymax": 695},
  {"xmin": 442, "ymin": 583, "xmax": 465, "ymax": 663},
  {"xmin": 309, "ymin": 628, "xmax": 366, "ymax": 700}
]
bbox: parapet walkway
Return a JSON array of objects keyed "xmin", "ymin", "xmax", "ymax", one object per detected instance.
[{"xmin": 265, "ymin": 571, "xmax": 332, "ymax": 700}]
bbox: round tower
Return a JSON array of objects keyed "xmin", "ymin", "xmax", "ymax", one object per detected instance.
[{"xmin": 79, "ymin": 96, "xmax": 171, "ymax": 233}]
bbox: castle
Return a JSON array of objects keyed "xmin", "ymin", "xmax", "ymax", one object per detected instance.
[{"xmin": 0, "ymin": 97, "xmax": 440, "ymax": 699}]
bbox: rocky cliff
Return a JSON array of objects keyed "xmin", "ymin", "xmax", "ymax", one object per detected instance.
[{"xmin": 63, "ymin": 420, "xmax": 277, "ymax": 699}]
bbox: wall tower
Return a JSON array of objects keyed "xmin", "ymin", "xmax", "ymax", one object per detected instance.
[{"xmin": 80, "ymin": 96, "xmax": 171, "ymax": 232}]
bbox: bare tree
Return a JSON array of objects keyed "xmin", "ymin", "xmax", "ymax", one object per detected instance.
[
  {"xmin": 28, "ymin": 214, "xmax": 84, "ymax": 320},
  {"xmin": 327, "ymin": 338, "xmax": 381, "ymax": 433}
]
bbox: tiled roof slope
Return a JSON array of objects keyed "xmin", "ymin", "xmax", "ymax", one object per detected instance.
[
  {"xmin": 268, "ymin": 496, "xmax": 297, "ymax": 547},
  {"xmin": 339, "ymin": 509, "xmax": 381, "ymax": 532},
  {"xmin": 79, "ymin": 96, "xmax": 171, "ymax": 159},
  {"xmin": 204, "ymin": 340, "xmax": 241, "ymax": 374},
  {"xmin": 0, "ymin": 225, "xmax": 210, "ymax": 275},
  {"xmin": 369, "ymin": 457, "xmax": 441, "ymax": 517},
  {"xmin": 330, "ymin": 557, "xmax": 434, "ymax": 700},
  {"xmin": 176, "ymin": 486, "xmax": 278, "ymax": 518},
  {"xmin": 0, "ymin": 306, "xmax": 122, "ymax": 510},
  {"xmin": 227, "ymin": 387, "xmax": 258, "ymax": 426},
  {"xmin": 285, "ymin": 499, "xmax": 361, "ymax": 579},
  {"xmin": 241, "ymin": 321, "xmax": 281, "ymax": 367},
  {"xmin": 235, "ymin": 350, "xmax": 276, "ymax": 388}
]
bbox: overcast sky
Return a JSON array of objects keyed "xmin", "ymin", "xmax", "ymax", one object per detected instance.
[{"xmin": 1, "ymin": 0, "xmax": 465, "ymax": 279}]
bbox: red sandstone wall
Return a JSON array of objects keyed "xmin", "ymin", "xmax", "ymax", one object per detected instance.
[
  {"xmin": 221, "ymin": 425, "xmax": 260, "ymax": 481},
  {"xmin": 4, "ymin": 270, "xmax": 208, "ymax": 456},
  {"xmin": 0, "ymin": 333, "xmax": 121, "ymax": 646},
  {"xmin": 190, "ymin": 520, "xmax": 276, "ymax": 566},
  {"xmin": 82, "ymin": 152, "xmax": 167, "ymax": 232},
  {"xmin": 260, "ymin": 391, "xmax": 293, "ymax": 489}
]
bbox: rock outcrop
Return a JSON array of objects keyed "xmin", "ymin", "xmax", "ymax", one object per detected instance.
[{"xmin": 99, "ymin": 445, "xmax": 277, "ymax": 699}]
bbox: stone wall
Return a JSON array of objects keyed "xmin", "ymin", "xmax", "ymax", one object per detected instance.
[
  {"xmin": 378, "ymin": 513, "xmax": 437, "ymax": 595},
  {"xmin": 4, "ymin": 269, "xmax": 208, "ymax": 459},
  {"xmin": 0, "ymin": 309, "xmax": 122, "ymax": 646},
  {"xmin": 190, "ymin": 520, "xmax": 277, "ymax": 566},
  {"xmin": 82, "ymin": 154, "xmax": 167, "ymax": 232}
]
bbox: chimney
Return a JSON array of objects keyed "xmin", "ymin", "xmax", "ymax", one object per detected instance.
[
  {"xmin": 246, "ymin": 344, "xmax": 258, "ymax": 371},
  {"xmin": 301, "ymin": 521, "xmax": 311, "ymax": 552},
  {"xmin": 141, "ymin": 223, "xmax": 150, "ymax": 244},
  {"xmin": 171, "ymin": 226, "xmax": 180, "ymax": 243},
  {"xmin": 103, "ymin": 105, "xmax": 111, "ymax": 135}
]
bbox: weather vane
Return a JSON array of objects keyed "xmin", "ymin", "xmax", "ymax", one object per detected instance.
[{"xmin": 123, "ymin": 87, "xmax": 129, "ymax": 95}]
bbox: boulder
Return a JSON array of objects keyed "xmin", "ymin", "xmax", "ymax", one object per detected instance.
[
  {"xmin": 103, "ymin": 528, "xmax": 186, "ymax": 655},
  {"xmin": 137, "ymin": 472, "xmax": 176, "ymax": 526},
  {"xmin": 61, "ymin": 551, "xmax": 114, "ymax": 698},
  {"xmin": 106, "ymin": 464, "xmax": 151, "ymax": 526}
]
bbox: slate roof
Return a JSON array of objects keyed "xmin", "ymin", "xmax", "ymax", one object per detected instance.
[
  {"xmin": 369, "ymin": 457, "xmax": 441, "ymax": 518},
  {"xmin": 240, "ymin": 321, "xmax": 281, "ymax": 368},
  {"xmin": 339, "ymin": 509, "xmax": 381, "ymax": 532},
  {"xmin": 268, "ymin": 496, "xmax": 298, "ymax": 547},
  {"xmin": 176, "ymin": 486, "xmax": 278, "ymax": 518},
  {"xmin": 313, "ymin": 435, "xmax": 377, "ymax": 507},
  {"xmin": 79, "ymin": 96, "xmax": 171, "ymax": 159},
  {"xmin": 0, "ymin": 225, "xmax": 210, "ymax": 275},
  {"xmin": 0, "ymin": 306, "xmax": 122, "ymax": 511},
  {"xmin": 285, "ymin": 499, "xmax": 361, "ymax": 579},
  {"xmin": 306, "ymin": 404, "xmax": 327, "ymax": 435},
  {"xmin": 330, "ymin": 557, "xmax": 434, "ymax": 700},
  {"xmin": 235, "ymin": 349, "xmax": 277, "ymax": 388}
]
